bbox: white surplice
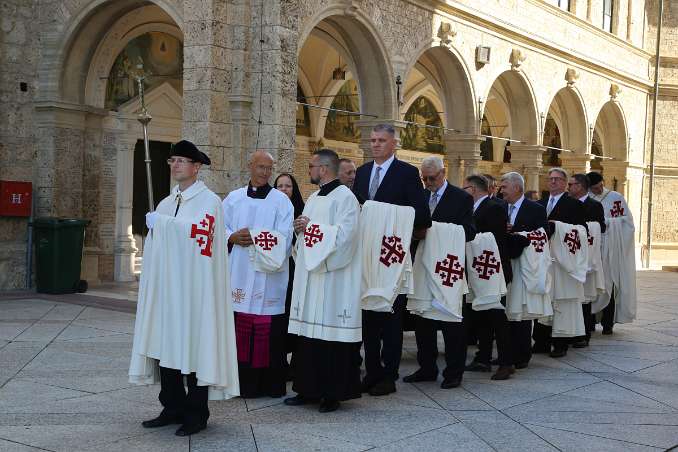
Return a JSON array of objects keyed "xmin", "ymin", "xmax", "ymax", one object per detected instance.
[
  {"xmin": 408, "ymin": 222, "xmax": 467, "ymax": 322},
  {"xmin": 360, "ymin": 201, "xmax": 415, "ymax": 312},
  {"xmin": 223, "ymin": 187, "xmax": 293, "ymax": 315},
  {"xmin": 506, "ymin": 228, "xmax": 553, "ymax": 321},
  {"xmin": 466, "ymin": 232, "xmax": 507, "ymax": 311},
  {"xmin": 590, "ymin": 189, "xmax": 637, "ymax": 322},
  {"xmin": 583, "ymin": 221, "xmax": 605, "ymax": 303},
  {"xmin": 288, "ymin": 185, "xmax": 362, "ymax": 342},
  {"xmin": 129, "ymin": 181, "xmax": 239, "ymax": 400}
]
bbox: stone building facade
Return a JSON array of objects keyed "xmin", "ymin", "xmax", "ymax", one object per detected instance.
[{"xmin": 0, "ymin": 0, "xmax": 676, "ymax": 290}]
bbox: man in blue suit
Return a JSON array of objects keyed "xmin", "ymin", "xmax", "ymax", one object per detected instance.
[{"xmin": 353, "ymin": 123, "xmax": 431, "ymax": 396}]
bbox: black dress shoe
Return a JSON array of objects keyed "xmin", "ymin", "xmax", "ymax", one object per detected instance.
[
  {"xmin": 514, "ymin": 362, "xmax": 529, "ymax": 370},
  {"xmin": 368, "ymin": 379, "xmax": 396, "ymax": 396},
  {"xmin": 403, "ymin": 370, "xmax": 437, "ymax": 383},
  {"xmin": 491, "ymin": 366, "xmax": 515, "ymax": 380},
  {"xmin": 175, "ymin": 422, "xmax": 207, "ymax": 436},
  {"xmin": 360, "ymin": 379, "xmax": 375, "ymax": 393},
  {"xmin": 532, "ymin": 343, "xmax": 550, "ymax": 354},
  {"xmin": 602, "ymin": 328, "xmax": 613, "ymax": 335},
  {"xmin": 318, "ymin": 398, "xmax": 340, "ymax": 413},
  {"xmin": 572, "ymin": 339, "xmax": 589, "ymax": 348},
  {"xmin": 284, "ymin": 394, "xmax": 317, "ymax": 406},
  {"xmin": 465, "ymin": 361, "xmax": 491, "ymax": 372},
  {"xmin": 549, "ymin": 349, "xmax": 567, "ymax": 358},
  {"xmin": 142, "ymin": 413, "xmax": 182, "ymax": 428},
  {"xmin": 440, "ymin": 377, "xmax": 462, "ymax": 389}
]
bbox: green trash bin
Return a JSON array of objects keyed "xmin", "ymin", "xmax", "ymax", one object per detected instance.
[{"xmin": 31, "ymin": 218, "xmax": 91, "ymax": 294}]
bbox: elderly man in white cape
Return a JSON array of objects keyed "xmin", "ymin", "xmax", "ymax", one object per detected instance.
[
  {"xmin": 587, "ymin": 171, "xmax": 637, "ymax": 334},
  {"xmin": 285, "ymin": 149, "xmax": 362, "ymax": 414},
  {"xmin": 129, "ymin": 140, "xmax": 239, "ymax": 437},
  {"xmin": 223, "ymin": 150, "xmax": 294, "ymax": 399}
]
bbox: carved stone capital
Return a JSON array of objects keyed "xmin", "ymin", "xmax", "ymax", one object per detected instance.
[{"xmin": 510, "ymin": 48, "xmax": 526, "ymax": 70}]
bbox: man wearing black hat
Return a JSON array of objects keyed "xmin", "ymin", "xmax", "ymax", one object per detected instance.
[
  {"xmin": 587, "ymin": 171, "xmax": 637, "ymax": 333},
  {"xmin": 129, "ymin": 140, "xmax": 239, "ymax": 437}
]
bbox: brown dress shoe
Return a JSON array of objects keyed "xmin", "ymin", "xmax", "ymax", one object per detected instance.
[{"xmin": 491, "ymin": 366, "xmax": 515, "ymax": 380}]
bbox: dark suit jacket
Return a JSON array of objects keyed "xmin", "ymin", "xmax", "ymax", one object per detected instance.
[
  {"xmin": 581, "ymin": 196, "xmax": 606, "ymax": 233},
  {"xmin": 539, "ymin": 192, "xmax": 587, "ymax": 237},
  {"xmin": 353, "ymin": 158, "xmax": 431, "ymax": 229},
  {"xmin": 506, "ymin": 197, "xmax": 548, "ymax": 259},
  {"xmin": 473, "ymin": 197, "xmax": 511, "ymax": 283},
  {"xmin": 428, "ymin": 184, "xmax": 476, "ymax": 242}
]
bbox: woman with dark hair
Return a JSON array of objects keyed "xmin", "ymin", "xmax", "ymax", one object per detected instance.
[{"xmin": 274, "ymin": 173, "xmax": 305, "ymax": 379}]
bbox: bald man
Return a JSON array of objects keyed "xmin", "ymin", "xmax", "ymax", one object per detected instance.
[{"xmin": 223, "ymin": 150, "xmax": 295, "ymax": 398}]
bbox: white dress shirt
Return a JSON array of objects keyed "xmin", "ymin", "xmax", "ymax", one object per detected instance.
[
  {"xmin": 507, "ymin": 195, "xmax": 525, "ymax": 226},
  {"xmin": 368, "ymin": 154, "xmax": 395, "ymax": 189}
]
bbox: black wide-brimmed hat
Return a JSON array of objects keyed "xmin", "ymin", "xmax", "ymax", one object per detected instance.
[
  {"xmin": 170, "ymin": 140, "xmax": 211, "ymax": 165},
  {"xmin": 586, "ymin": 171, "xmax": 603, "ymax": 186}
]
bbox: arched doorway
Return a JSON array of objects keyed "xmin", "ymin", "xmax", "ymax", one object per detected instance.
[
  {"xmin": 543, "ymin": 87, "xmax": 588, "ymax": 179},
  {"xmin": 591, "ymin": 101, "xmax": 629, "ymax": 194}
]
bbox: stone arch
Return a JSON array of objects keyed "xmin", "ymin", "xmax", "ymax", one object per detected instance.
[
  {"xmin": 483, "ymin": 70, "xmax": 540, "ymax": 145},
  {"xmin": 297, "ymin": 8, "xmax": 397, "ymax": 120},
  {"xmin": 592, "ymin": 101, "xmax": 629, "ymax": 161},
  {"xmin": 38, "ymin": 0, "xmax": 183, "ymax": 104},
  {"xmin": 401, "ymin": 41, "xmax": 476, "ymax": 134},
  {"xmin": 544, "ymin": 87, "xmax": 588, "ymax": 153}
]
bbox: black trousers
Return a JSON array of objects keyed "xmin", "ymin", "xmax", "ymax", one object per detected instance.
[
  {"xmin": 532, "ymin": 321, "xmax": 569, "ymax": 352},
  {"xmin": 159, "ymin": 366, "xmax": 209, "ymax": 425},
  {"xmin": 575, "ymin": 303, "xmax": 596, "ymax": 342},
  {"xmin": 509, "ymin": 319, "xmax": 532, "ymax": 365},
  {"xmin": 601, "ymin": 292, "xmax": 616, "ymax": 330},
  {"xmin": 362, "ymin": 295, "xmax": 407, "ymax": 384},
  {"xmin": 413, "ymin": 316, "xmax": 467, "ymax": 380},
  {"xmin": 475, "ymin": 307, "xmax": 512, "ymax": 366}
]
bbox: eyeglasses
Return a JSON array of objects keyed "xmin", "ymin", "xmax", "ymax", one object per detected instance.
[
  {"xmin": 462, "ymin": 186, "xmax": 473, "ymax": 190},
  {"xmin": 167, "ymin": 158, "xmax": 194, "ymax": 165}
]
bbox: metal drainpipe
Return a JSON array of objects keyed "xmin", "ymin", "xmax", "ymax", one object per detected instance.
[{"xmin": 646, "ymin": 0, "xmax": 664, "ymax": 269}]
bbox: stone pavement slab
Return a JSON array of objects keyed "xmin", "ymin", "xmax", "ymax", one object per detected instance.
[{"xmin": 1, "ymin": 271, "xmax": 678, "ymax": 451}]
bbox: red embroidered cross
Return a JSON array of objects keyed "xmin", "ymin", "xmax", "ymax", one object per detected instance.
[
  {"xmin": 472, "ymin": 250, "xmax": 501, "ymax": 280},
  {"xmin": 380, "ymin": 235, "xmax": 406, "ymax": 267},
  {"xmin": 254, "ymin": 231, "xmax": 278, "ymax": 251},
  {"xmin": 610, "ymin": 200, "xmax": 624, "ymax": 218},
  {"xmin": 587, "ymin": 233, "xmax": 594, "ymax": 246},
  {"xmin": 564, "ymin": 229, "xmax": 581, "ymax": 254},
  {"xmin": 190, "ymin": 213, "xmax": 215, "ymax": 257},
  {"xmin": 304, "ymin": 224, "xmax": 324, "ymax": 248},
  {"xmin": 435, "ymin": 254, "xmax": 464, "ymax": 287},
  {"xmin": 526, "ymin": 230, "xmax": 547, "ymax": 253},
  {"xmin": 232, "ymin": 288, "xmax": 245, "ymax": 303}
]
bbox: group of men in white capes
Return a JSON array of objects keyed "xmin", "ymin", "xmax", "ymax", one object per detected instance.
[{"xmin": 127, "ymin": 132, "xmax": 638, "ymax": 435}]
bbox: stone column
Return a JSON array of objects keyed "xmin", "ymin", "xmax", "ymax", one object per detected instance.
[
  {"xmin": 444, "ymin": 133, "xmax": 484, "ymax": 186},
  {"xmin": 559, "ymin": 153, "xmax": 593, "ymax": 178},
  {"xmin": 509, "ymin": 145, "xmax": 546, "ymax": 192},
  {"xmin": 601, "ymin": 160, "xmax": 630, "ymax": 196},
  {"xmin": 113, "ymin": 130, "xmax": 138, "ymax": 282}
]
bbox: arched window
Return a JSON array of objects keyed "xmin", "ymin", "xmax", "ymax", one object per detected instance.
[
  {"xmin": 480, "ymin": 116, "xmax": 493, "ymax": 161},
  {"xmin": 324, "ymin": 79, "xmax": 360, "ymax": 143},
  {"xmin": 401, "ymin": 96, "xmax": 444, "ymax": 153},
  {"xmin": 296, "ymin": 85, "xmax": 311, "ymax": 136},
  {"xmin": 542, "ymin": 114, "xmax": 562, "ymax": 166},
  {"xmin": 105, "ymin": 32, "xmax": 183, "ymax": 110}
]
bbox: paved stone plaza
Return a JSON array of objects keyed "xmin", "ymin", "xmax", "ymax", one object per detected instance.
[{"xmin": 1, "ymin": 271, "xmax": 678, "ymax": 451}]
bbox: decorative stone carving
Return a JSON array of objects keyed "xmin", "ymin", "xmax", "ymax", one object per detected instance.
[
  {"xmin": 341, "ymin": 0, "xmax": 360, "ymax": 17},
  {"xmin": 609, "ymin": 83, "xmax": 622, "ymax": 100},
  {"xmin": 510, "ymin": 48, "xmax": 526, "ymax": 70},
  {"xmin": 565, "ymin": 68, "xmax": 579, "ymax": 86},
  {"xmin": 437, "ymin": 21, "xmax": 456, "ymax": 46}
]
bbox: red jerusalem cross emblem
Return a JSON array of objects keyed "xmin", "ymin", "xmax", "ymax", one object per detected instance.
[
  {"xmin": 254, "ymin": 231, "xmax": 278, "ymax": 251},
  {"xmin": 190, "ymin": 213, "xmax": 215, "ymax": 257},
  {"xmin": 435, "ymin": 254, "xmax": 464, "ymax": 287},
  {"xmin": 304, "ymin": 224, "xmax": 324, "ymax": 248},
  {"xmin": 472, "ymin": 250, "xmax": 501, "ymax": 280},
  {"xmin": 610, "ymin": 200, "xmax": 624, "ymax": 218},
  {"xmin": 526, "ymin": 230, "xmax": 547, "ymax": 253},
  {"xmin": 563, "ymin": 229, "xmax": 581, "ymax": 254},
  {"xmin": 380, "ymin": 235, "xmax": 406, "ymax": 267},
  {"xmin": 587, "ymin": 233, "xmax": 594, "ymax": 246}
]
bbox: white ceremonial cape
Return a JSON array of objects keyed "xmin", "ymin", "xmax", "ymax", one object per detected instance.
[
  {"xmin": 583, "ymin": 221, "xmax": 605, "ymax": 303},
  {"xmin": 408, "ymin": 222, "xmax": 467, "ymax": 322},
  {"xmin": 249, "ymin": 229, "xmax": 287, "ymax": 273},
  {"xmin": 129, "ymin": 181, "xmax": 239, "ymax": 400},
  {"xmin": 506, "ymin": 228, "xmax": 553, "ymax": 321},
  {"xmin": 466, "ymin": 232, "xmax": 507, "ymax": 311},
  {"xmin": 590, "ymin": 189, "xmax": 637, "ymax": 323},
  {"xmin": 288, "ymin": 185, "xmax": 362, "ymax": 342},
  {"xmin": 543, "ymin": 221, "xmax": 587, "ymax": 338},
  {"xmin": 223, "ymin": 187, "xmax": 293, "ymax": 315},
  {"xmin": 360, "ymin": 201, "xmax": 415, "ymax": 312}
]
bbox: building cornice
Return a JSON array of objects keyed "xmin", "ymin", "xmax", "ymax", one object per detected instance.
[{"xmin": 414, "ymin": 0, "xmax": 653, "ymax": 92}]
